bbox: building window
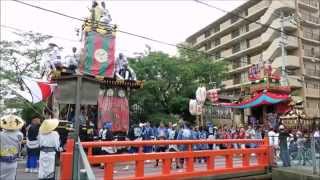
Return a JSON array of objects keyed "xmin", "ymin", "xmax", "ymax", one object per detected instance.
[
  {"xmin": 214, "ymin": 38, "xmax": 221, "ymax": 46},
  {"xmin": 204, "ymin": 30, "xmax": 211, "ymax": 38},
  {"xmin": 231, "ymin": 15, "xmax": 239, "ymax": 23},
  {"xmin": 232, "ymin": 43, "xmax": 241, "ymax": 53},
  {"xmin": 215, "ymin": 51, "xmax": 221, "ymax": 60},
  {"xmin": 231, "ymin": 29, "xmax": 240, "ymax": 39},
  {"xmin": 214, "ymin": 26, "xmax": 220, "ymax": 33},
  {"xmin": 205, "ymin": 42, "xmax": 211, "ymax": 50},
  {"xmin": 243, "ymin": 9, "xmax": 248, "ymax": 16}
]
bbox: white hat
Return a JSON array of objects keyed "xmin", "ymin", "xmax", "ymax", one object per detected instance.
[
  {"xmin": 279, "ymin": 125, "xmax": 285, "ymax": 130},
  {"xmin": 39, "ymin": 119, "xmax": 59, "ymax": 134},
  {"xmin": 0, "ymin": 115, "xmax": 25, "ymax": 130}
]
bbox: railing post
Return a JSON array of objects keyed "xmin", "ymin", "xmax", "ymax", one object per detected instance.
[
  {"xmin": 226, "ymin": 152, "xmax": 233, "ymax": 168},
  {"xmin": 207, "ymin": 156, "xmax": 214, "ymax": 170},
  {"xmin": 186, "ymin": 144, "xmax": 194, "ymax": 172},
  {"xmin": 104, "ymin": 162, "xmax": 113, "ymax": 180},
  {"xmin": 162, "ymin": 159, "xmax": 171, "ymax": 175},
  {"xmin": 242, "ymin": 152, "xmax": 249, "ymax": 167},
  {"xmin": 60, "ymin": 138, "xmax": 74, "ymax": 180},
  {"xmin": 257, "ymin": 152, "xmax": 263, "ymax": 165},
  {"xmin": 88, "ymin": 147, "xmax": 93, "ymax": 157},
  {"xmin": 136, "ymin": 146, "xmax": 144, "ymax": 178},
  {"xmin": 135, "ymin": 160, "xmax": 144, "ymax": 177}
]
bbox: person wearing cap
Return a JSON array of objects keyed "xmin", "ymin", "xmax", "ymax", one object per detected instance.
[
  {"xmin": 0, "ymin": 115, "xmax": 24, "ymax": 180},
  {"xmin": 38, "ymin": 119, "xmax": 60, "ymax": 180},
  {"xmin": 278, "ymin": 125, "xmax": 290, "ymax": 167},
  {"xmin": 25, "ymin": 116, "xmax": 41, "ymax": 173}
]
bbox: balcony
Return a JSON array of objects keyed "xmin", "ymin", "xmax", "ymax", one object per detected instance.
[
  {"xmin": 303, "ymin": 49, "xmax": 320, "ymax": 59},
  {"xmin": 228, "ymin": 64, "xmax": 251, "ymax": 74},
  {"xmin": 222, "ymin": 79, "xmax": 234, "ymax": 87},
  {"xmin": 298, "ymin": 0, "xmax": 319, "ymax": 11},
  {"xmin": 305, "ymin": 108, "xmax": 320, "ymax": 118},
  {"xmin": 207, "ymin": 25, "xmax": 263, "ymax": 54},
  {"xmin": 288, "ymin": 75, "xmax": 303, "ymax": 88},
  {"xmin": 263, "ymin": 36, "xmax": 299, "ymax": 62},
  {"xmin": 272, "ymin": 55, "xmax": 300, "ymax": 69},
  {"xmin": 260, "ymin": 0, "xmax": 296, "ymax": 25},
  {"xmin": 300, "ymin": 12, "xmax": 320, "ymax": 25},
  {"xmin": 302, "ymin": 31, "xmax": 320, "ymax": 42},
  {"xmin": 192, "ymin": 4, "xmax": 268, "ymax": 48},
  {"xmin": 304, "ymin": 68, "xmax": 320, "ymax": 79},
  {"xmin": 306, "ymin": 88, "xmax": 320, "ymax": 98},
  {"xmin": 272, "ymin": 56, "xmax": 299, "ymax": 69},
  {"xmin": 261, "ymin": 18, "xmax": 297, "ymax": 43}
]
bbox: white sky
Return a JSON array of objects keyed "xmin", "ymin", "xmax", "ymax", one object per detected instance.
[{"xmin": 1, "ymin": 0, "xmax": 245, "ymax": 57}]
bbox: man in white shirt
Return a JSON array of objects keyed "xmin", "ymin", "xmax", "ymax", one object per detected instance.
[
  {"xmin": 116, "ymin": 53, "xmax": 128, "ymax": 73},
  {"xmin": 268, "ymin": 128, "xmax": 279, "ymax": 165},
  {"xmin": 65, "ymin": 47, "xmax": 79, "ymax": 74},
  {"xmin": 41, "ymin": 43, "xmax": 62, "ymax": 78}
]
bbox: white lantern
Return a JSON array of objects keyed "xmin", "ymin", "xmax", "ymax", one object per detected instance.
[
  {"xmin": 189, "ymin": 99, "xmax": 198, "ymax": 115},
  {"xmin": 196, "ymin": 86, "xmax": 207, "ymax": 105}
]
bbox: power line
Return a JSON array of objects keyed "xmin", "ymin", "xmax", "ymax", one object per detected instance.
[
  {"xmin": 11, "ymin": 0, "xmax": 213, "ymax": 57},
  {"xmin": 10, "ymin": 0, "xmax": 245, "ymax": 65},
  {"xmin": 1, "ymin": 24, "xmax": 137, "ymax": 54},
  {"xmin": 1, "ymin": 24, "xmax": 80, "ymax": 43},
  {"xmin": 12, "ymin": 0, "xmax": 272, "ymax": 66}
]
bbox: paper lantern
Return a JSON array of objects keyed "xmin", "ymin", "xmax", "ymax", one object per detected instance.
[
  {"xmin": 196, "ymin": 86, "xmax": 206, "ymax": 104},
  {"xmin": 189, "ymin": 99, "xmax": 197, "ymax": 115}
]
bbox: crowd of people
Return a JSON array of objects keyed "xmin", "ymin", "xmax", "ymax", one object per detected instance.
[
  {"xmin": 97, "ymin": 120, "xmax": 320, "ymax": 169},
  {"xmin": 0, "ymin": 115, "xmax": 61, "ymax": 180},
  {"xmin": 1, "ymin": 113, "xmax": 320, "ymax": 179}
]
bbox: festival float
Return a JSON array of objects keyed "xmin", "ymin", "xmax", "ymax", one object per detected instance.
[
  {"xmin": 206, "ymin": 62, "xmax": 296, "ymax": 128},
  {"xmin": 47, "ymin": 2, "xmax": 143, "ymax": 139}
]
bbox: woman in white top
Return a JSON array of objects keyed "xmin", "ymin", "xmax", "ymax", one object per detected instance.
[
  {"xmin": 0, "ymin": 115, "xmax": 24, "ymax": 180},
  {"xmin": 38, "ymin": 119, "xmax": 60, "ymax": 180}
]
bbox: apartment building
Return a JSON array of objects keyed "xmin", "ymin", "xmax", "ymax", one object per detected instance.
[{"xmin": 186, "ymin": 0, "xmax": 320, "ymax": 119}]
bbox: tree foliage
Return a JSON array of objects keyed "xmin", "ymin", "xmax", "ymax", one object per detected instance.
[
  {"xmin": 129, "ymin": 46, "xmax": 227, "ymax": 125},
  {"xmin": 0, "ymin": 31, "xmax": 52, "ymax": 116}
]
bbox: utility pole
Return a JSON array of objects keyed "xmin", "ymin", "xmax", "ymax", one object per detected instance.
[
  {"xmin": 279, "ymin": 11, "xmax": 289, "ymax": 86},
  {"xmin": 72, "ymin": 75, "xmax": 82, "ymax": 180}
]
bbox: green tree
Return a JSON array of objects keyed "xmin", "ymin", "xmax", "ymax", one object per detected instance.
[
  {"xmin": 129, "ymin": 47, "xmax": 227, "ymax": 125},
  {"xmin": 0, "ymin": 31, "xmax": 52, "ymax": 116}
]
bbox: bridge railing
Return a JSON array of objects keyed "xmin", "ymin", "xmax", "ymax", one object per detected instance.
[{"xmin": 61, "ymin": 138, "xmax": 270, "ymax": 180}]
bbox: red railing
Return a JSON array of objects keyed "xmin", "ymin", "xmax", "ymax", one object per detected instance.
[{"xmin": 61, "ymin": 138, "xmax": 270, "ymax": 180}]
